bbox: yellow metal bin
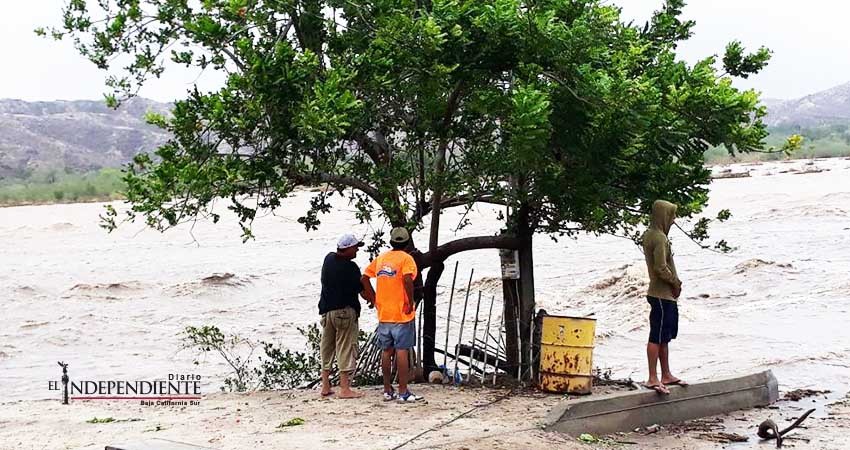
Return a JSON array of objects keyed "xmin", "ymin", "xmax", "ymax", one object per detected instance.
[{"xmin": 538, "ymin": 315, "xmax": 596, "ymax": 394}]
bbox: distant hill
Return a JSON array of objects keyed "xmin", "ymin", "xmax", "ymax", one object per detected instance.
[
  {"xmin": 765, "ymin": 82, "xmax": 850, "ymax": 128},
  {"xmin": 0, "ymin": 98, "xmax": 169, "ymax": 179},
  {"xmin": 1, "ymin": 82, "xmax": 849, "ymax": 179},
  {"xmin": 704, "ymin": 83, "xmax": 850, "ymax": 164}
]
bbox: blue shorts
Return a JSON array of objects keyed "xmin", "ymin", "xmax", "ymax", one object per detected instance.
[
  {"xmin": 648, "ymin": 296, "xmax": 678, "ymax": 344},
  {"xmin": 377, "ymin": 320, "xmax": 416, "ymax": 350}
]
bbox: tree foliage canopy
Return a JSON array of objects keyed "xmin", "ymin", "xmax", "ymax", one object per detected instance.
[{"xmin": 50, "ymin": 0, "xmax": 770, "ymax": 254}]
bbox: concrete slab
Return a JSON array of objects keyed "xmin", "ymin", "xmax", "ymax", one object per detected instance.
[
  {"xmin": 105, "ymin": 438, "xmax": 217, "ymax": 450},
  {"xmin": 545, "ymin": 370, "xmax": 779, "ymax": 436}
]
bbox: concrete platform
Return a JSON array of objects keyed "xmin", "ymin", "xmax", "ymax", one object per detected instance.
[
  {"xmin": 545, "ymin": 370, "xmax": 779, "ymax": 436},
  {"xmin": 106, "ymin": 438, "xmax": 217, "ymax": 450}
]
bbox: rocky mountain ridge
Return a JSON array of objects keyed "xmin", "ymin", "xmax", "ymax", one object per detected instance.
[
  {"xmin": 2, "ymin": 82, "xmax": 849, "ymax": 178},
  {"xmin": 0, "ymin": 98, "xmax": 169, "ymax": 178}
]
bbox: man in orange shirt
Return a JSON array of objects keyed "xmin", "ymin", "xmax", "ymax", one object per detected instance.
[{"xmin": 362, "ymin": 227, "xmax": 423, "ymax": 402}]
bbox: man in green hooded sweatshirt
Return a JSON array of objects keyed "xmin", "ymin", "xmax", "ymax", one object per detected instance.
[{"xmin": 642, "ymin": 200, "xmax": 688, "ymax": 394}]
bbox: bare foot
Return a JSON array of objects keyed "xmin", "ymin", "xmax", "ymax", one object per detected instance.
[
  {"xmin": 320, "ymin": 390, "xmax": 334, "ymax": 397},
  {"xmin": 644, "ymin": 382, "xmax": 670, "ymax": 395},
  {"xmin": 337, "ymin": 389, "xmax": 364, "ymax": 399}
]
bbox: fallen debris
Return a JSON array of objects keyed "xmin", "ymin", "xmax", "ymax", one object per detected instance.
[
  {"xmin": 827, "ymin": 394, "xmax": 850, "ymax": 409},
  {"xmin": 592, "ymin": 368, "xmax": 639, "ymax": 390},
  {"xmin": 697, "ymin": 432, "xmax": 748, "ymax": 443},
  {"xmin": 784, "ymin": 389, "xmax": 830, "ymax": 401},
  {"xmin": 757, "ymin": 408, "xmax": 816, "ymax": 448},
  {"xmin": 665, "ymin": 417, "xmax": 724, "ymax": 434},
  {"xmin": 640, "ymin": 424, "xmax": 660, "ymax": 435},
  {"xmin": 86, "ymin": 417, "xmax": 143, "ymax": 424},
  {"xmin": 712, "ymin": 170, "xmax": 751, "ymax": 179},
  {"xmin": 795, "ymin": 168, "xmax": 828, "ymax": 175}
]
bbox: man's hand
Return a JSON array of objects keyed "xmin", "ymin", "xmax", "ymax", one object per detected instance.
[
  {"xmin": 360, "ymin": 291, "xmax": 376, "ymax": 308},
  {"xmin": 673, "ymin": 285, "xmax": 682, "ymax": 299},
  {"xmin": 360, "ymin": 275, "xmax": 376, "ymax": 307},
  {"xmin": 403, "ymin": 300, "xmax": 414, "ymax": 315}
]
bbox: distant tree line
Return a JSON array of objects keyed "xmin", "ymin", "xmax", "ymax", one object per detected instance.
[
  {"xmin": 0, "ymin": 167, "xmax": 125, "ymax": 205},
  {"xmin": 705, "ymin": 123, "xmax": 850, "ymax": 163}
]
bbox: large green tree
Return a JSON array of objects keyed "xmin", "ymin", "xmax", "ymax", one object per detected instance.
[{"xmin": 49, "ymin": 0, "xmax": 772, "ymax": 377}]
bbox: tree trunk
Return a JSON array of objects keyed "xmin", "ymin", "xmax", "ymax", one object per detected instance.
[
  {"xmin": 502, "ymin": 278, "xmax": 520, "ymax": 376},
  {"xmin": 515, "ymin": 203, "xmax": 535, "ymax": 382},
  {"xmin": 417, "ymin": 233, "xmax": 521, "ymax": 377},
  {"xmin": 517, "ymin": 232, "xmax": 535, "ymax": 382},
  {"xmin": 422, "ymin": 261, "xmax": 444, "ymax": 373}
]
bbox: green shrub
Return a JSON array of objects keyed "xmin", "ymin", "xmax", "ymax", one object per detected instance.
[
  {"xmin": 183, "ymin": 323, "xmax": 371, "ymax": 392},
  {"xmin": 183, "ymin": 325, "xmax": 255, "ymax": 392}
]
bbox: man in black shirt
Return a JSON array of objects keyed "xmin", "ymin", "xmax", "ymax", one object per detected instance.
[{"xmin": 319, "ymin": 234, "xmax": 373, "ymax": 398}]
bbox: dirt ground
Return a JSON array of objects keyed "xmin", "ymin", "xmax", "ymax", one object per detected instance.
[{"xmin": 1, "ymin": 384, "xmax": 847, "ymax": 450}]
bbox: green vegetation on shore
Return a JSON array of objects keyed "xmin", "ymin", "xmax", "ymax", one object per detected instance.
[
  {"xmin": 705, "ymin": 124, "xmax": 850, "ymax": 164},
  {"xmin": 2, "ymin": 123, "xmax": 848, "ymax": 207},
  {"xmin": 0, "ymin": 168, "xmax": 125, "ymax": 206}
]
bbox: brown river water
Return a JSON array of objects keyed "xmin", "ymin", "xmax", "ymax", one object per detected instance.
[{"xmin": 1, "ymin": 158, "xmax": 849, "ymax": 402}]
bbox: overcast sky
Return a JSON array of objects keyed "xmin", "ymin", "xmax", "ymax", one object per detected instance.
[{"xmin": 1, "ymin": 0, "xmax": 848, "ymax": 102}]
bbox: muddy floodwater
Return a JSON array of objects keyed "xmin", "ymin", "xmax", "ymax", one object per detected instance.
[{"xmin": 2, "ymin": 158, "xmax": 849, "ymax": 401}]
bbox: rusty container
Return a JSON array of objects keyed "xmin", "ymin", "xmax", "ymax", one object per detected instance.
[{"xmin": 538, "ymin": 315, "xmax": 596, "ymax": 394}]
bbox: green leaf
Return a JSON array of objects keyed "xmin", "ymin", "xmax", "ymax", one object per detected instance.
[
  {"xmin": 277, "ymin": 417, "xmax": 306, "ymax": 428},
  {"xmin": 578, "ymin": 433, "xmax": 597, "ymax": 443},
  {"xmin": 87, "ymin": 417, "xmax": 115, "ymax": 424}
]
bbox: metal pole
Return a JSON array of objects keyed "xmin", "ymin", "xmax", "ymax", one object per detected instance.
[
  {"xmin": 479, "ymin": 295, "xmax": 496, "ymax": 385},
  {"xmin": 467, "ymin": 291, "xmax": 483, "ymax": 383},
  {"xmin": 452, "ymin": 268, "xmax": 474, "ymax": 384},
  {"xmin": 416, "ymin": 302, "xmax": 420, "ymax": 370},
  {"xmin": 527, "ymin": 309, "xmax": 536, "ymax": 385},
  {"xmin": 492, "ymin": 308, "xmax": 504, "ymax": 386},
  {"xmin": 442, "ymin": 261, "xmax": 459, "ymax": 370},
  {"xmin": 482, "ymin": 331, "xmax": 504, "ymax": 353},
  {"xmin": 514, "ymin": 280, "xmax": 522, "ymax": 380}
]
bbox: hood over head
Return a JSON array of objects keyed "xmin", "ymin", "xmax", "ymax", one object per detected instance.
[{"xmin": 650, "ymin": 200, "xmax": 678, "ymax": 235}]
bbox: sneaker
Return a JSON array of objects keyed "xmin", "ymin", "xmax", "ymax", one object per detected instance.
[
  {"xmin": 397, "ymin": 391, "xmax": 423, "ymax": 402},
  {"xmin": 383, "ymin": 390, "xmax": 396, "ymax": 401}
]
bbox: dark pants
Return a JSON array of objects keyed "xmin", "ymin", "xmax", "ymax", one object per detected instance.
[{"xmin": 648, "ymin": 296, "xmax": 678, "ymax": 344}]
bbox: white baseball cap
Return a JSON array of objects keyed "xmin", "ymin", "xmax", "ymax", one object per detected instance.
[{"xmin": 337, "ymin": 234, "xmax": 364, "ymax": 249}]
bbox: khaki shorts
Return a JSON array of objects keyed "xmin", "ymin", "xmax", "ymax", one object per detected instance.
[{"xmin": 320, "ymin": 307, "xmax": 359, "ymax": 372}]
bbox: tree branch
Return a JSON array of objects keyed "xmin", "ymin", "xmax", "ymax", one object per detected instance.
[
  {"xmin": 415, "ymin": 194, "xmax": 507, "ymax": 221},
  {"xmin": 429, "ymin": 81, "xmax": 465, "ymax": 251},
  {"xmin": 420, "ymin": 234, "xmax": 520, "ymax": 268},
  {"xmin": 312, "ymin": 173, "xmax": 406, "ymax": 225},
  {"xmin": 442, "ymin": 195, "xmax": 506, "ymax": 210},
  {"xmin": 316, "ymin": 173, "xmax": 381, "ymax": 202},
  {"xmin": 541, "ymin": 71, "xmax": 591, "ymax": 105}
]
